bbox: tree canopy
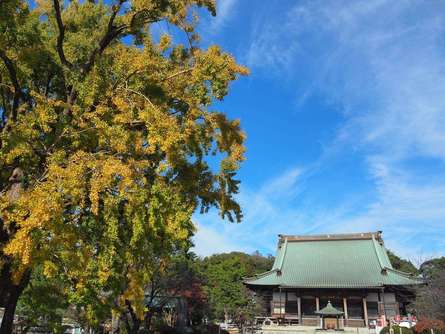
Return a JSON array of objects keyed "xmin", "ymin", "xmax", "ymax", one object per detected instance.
[
  {"xmin": 0, "ymin": 0, "xmax": 247, "ymax": 332},
  {"xmin": 387, "ymin": 250, "xmax": 419, "ymax": 275},
  {"xmin": 419, "ymin": 257, "xmax": 445, "ymax": 279},
  {"xmin": 199, "ymin": 251, "xmax": 274, "ymax": 324},
  {"xmin": 414, "ymin": 257, "xmax": 445, "ymax": 322}
]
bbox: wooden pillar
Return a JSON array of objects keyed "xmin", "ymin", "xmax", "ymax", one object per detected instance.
[
  {"xmin": 343, "ymin": 297, "xmax": 348, "ymax": 327},
  {"xmin": 363, "ymin": 297, "xmax": 369, "ymax": 327},
  {"xmin": 297, "ymin": 297, "xmax": 302, "ymax": 324},
  {"xmin": 316, "ymin": 297, "xmax": 320, "ymax": 328}
]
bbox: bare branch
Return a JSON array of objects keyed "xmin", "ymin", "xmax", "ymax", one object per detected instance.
[
  {"xmin": 53, "ymin": 0, "xmax": 73, "ymax": 69},
  {"xmin": 162, "ymin": 68, "xmax": 193, "ymax": 81},
  {"xmin": 124, "ymin": 87, "xmax": 159, "ymax": 112}
]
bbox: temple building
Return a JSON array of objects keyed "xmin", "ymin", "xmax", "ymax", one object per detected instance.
[{"xmin": 244, "ymin": 232, "xmax": 422, "ymax": 328}]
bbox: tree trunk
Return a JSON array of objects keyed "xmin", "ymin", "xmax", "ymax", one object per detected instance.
[
  {"xmin": 0, "ymin": 269, "xmax": 31, "ymax": 334},
  {"xmin": 144, "ymin": 311, "xmax": 154, "ymax": 333},
  {"xmin": 111, "ymin": 312, "xmax": 120, "ymax": 334},
  {"xmin": 124, "ymin": 301, "xmax": 142, "ymax": 334}
]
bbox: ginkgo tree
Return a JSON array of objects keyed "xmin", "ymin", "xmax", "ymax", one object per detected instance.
[{"xmin": 0, "ymin": 0, "xmax": 247, "ymax": 332}]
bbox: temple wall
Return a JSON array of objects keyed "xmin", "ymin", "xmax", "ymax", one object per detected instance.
[
  {"xmin": 272, "ymin": 292, "xmax": 285, "ymax": 314},
  {"xmin": 382, "ymin": 292, "xmax": 398, "ymax": 318},
  {"xmin": 259, "ymin": 288, "xmax": 404, "ymax": 328}
]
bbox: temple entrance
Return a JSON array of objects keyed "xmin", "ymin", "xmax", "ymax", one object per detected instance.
[{"xmin": 316, "ymin": 301, "xmax": 344, "ymax": 330}]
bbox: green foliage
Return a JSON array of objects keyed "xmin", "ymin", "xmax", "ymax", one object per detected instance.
[
  {"xmin": 420, "ymin": 257, "xmax": 445, "ymax": 279},
  {"xmin": 199, "ymin": 251, "xmax": 274, "ymax": 324},
  {"xmin": 387, "ymin": 250, "xmax": 418, "ymax": 275},
  {"xmin": 16, "ymin": 266, "xmax": 69, "ymax": 333}
]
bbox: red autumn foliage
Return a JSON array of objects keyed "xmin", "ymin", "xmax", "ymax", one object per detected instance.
[{"xmin": 414, "ymin": 319, "xmax": 445, "ymax": 334}]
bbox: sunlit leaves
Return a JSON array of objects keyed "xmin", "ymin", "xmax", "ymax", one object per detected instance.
[{"xmin": 0, "ymin": 0, "xmax": 247, "ymax": 326}]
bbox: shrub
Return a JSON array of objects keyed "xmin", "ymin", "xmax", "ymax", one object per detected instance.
[
  {"xmin": 414, "ymin": 319, "xmax": 445, "ymax": 334},
  {"xmin": 380, "ymin": 325, "xmax": 414, "ymax": 334}
]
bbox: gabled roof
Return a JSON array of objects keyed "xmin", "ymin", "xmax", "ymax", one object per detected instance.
[
  {"xmin": 244, "ymin": 232, "xmax": 422, "ymax": 289},
  {"xmin": 316, "ymin": 301, "xmax": 344, "ymax": 316}
]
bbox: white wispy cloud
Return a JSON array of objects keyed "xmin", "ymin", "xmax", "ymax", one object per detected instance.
[
  {"xmin": 259, "ymin": 167, "xmax": 302, "ymax": 199},
  {"xmin": 243, "ymin": 0, "xmax": 445, "ymax": 259},
  {"xmin": 192, "ymin": 164, "xmax": 369, "ymax": 257},
  {"xmin": 207, "ymin": 0, "xmax": 237, "ymax": 33},
  {"xmin": 330, "ymin": 157, "xmax": 445, "ymax": 259},
  {"xmin": 193, "ymin": 168, "xmax": 306, "ymax": 256},
  {"xmin": 192, "ymin": 222, "xmax": 246, "ymax": 256},
  {"xmin": 190, "ymin": 0, "xmax": 445, "ymax": 260}
]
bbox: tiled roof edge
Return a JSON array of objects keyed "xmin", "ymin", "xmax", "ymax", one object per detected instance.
[
  {"xmin": 243, "ymin": 269, "xmax": 279, "ymax": 283},
  {"xmin": 384, "ymin": 267, "xmax": 424, "ymax": 284}
]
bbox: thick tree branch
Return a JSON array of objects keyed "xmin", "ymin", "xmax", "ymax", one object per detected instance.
[
  {"xmin": 0, "ymin": 51, "xmax": 21, "ymax": 96},
  {"xmin": 82, "ymin": 3, "xmax": 163, "ymax": 76},
  {"xmin": 0, "ymin": 49, "xmax": 24, "ymax": 122},
  {"xmin": 44, "ymin": 72, "xmax": 54, "ymax": 97},
  {"xmin": 0, "ymin": 76, "xmax": 8, "ymax": 129},
  {"xmin": 81, "ymin": 0, "xmax": 127, "ymax": 75},
  {"xmin": 53, "ymin": 0, "xmax": 73, "ymax": 69}
]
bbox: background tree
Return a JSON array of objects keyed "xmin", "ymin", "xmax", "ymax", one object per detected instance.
[
  {"xmin": 413, "ymin": 257, "xmax": 445, "ymax": 322},
  {"xmin": 199, "ymin": 252, "xmax": 274, "ymax": 328},
  {"xmin": 15, "ymin": 266, "xmax": 69, "ymax": 333},
  {"xmin": 130, "ymin": 249, "xmax": 203, "ymax": 332},
  {"xmin": 0, "ymin": 0, "xmax": 247, "ymax": 332},
  {"xmin": 387, "ymin": 250, "xmax": 419, "ymax": 275},
  {"xmin": 419, "ymin": 257, "xmax": 445, "ymax": 279}
]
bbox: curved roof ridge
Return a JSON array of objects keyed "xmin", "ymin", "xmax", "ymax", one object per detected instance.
[
  {"xmin": 372, "ymin": 234, "xmax": 386, "ymax": 271},
  {"xmin": 281, "ymin": 231, "xmax": 382, "ymax": 242},
  {"xmin": 277, "ymin": 237, "xmax": 288, "ymax": 271}
]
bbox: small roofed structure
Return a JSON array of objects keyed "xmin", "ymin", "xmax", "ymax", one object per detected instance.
[
  {"xmin": 315, "ymin": 301, "xmax": 344, "ymax": 330},
  {"xmin": 244, "ymin": 231, "xmax": 423, "ymax": 328}
]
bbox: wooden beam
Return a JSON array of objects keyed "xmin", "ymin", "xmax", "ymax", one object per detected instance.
[{"xmin": 363, "ymin": 297, "xmax": 369, "ymax": 327}]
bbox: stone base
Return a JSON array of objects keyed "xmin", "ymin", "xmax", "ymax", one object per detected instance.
[{"xmin": 256, "ymin": 325, "xmax": 371, "ymax": 334}]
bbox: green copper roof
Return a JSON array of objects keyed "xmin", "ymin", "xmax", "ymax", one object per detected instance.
[
  {"xmin": 245, "ymin": 232, "xmax": 422, "ymax": 288},
  {"xmin": 315, "ymin": 301, "xmax": 344, "ymax": 316}
]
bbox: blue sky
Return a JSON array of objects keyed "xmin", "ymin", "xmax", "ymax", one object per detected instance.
[{"xmin": 187, "ymin": 0, "xmax": 445, "ymax": 262}]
